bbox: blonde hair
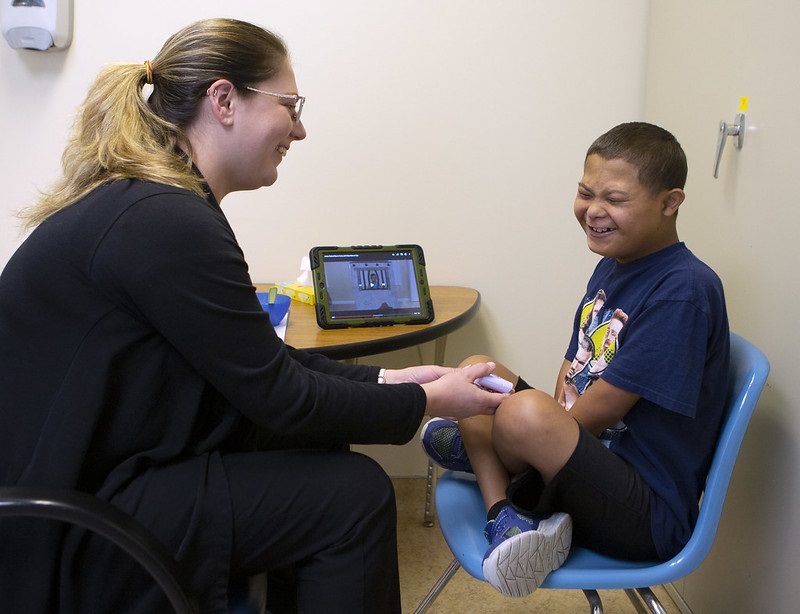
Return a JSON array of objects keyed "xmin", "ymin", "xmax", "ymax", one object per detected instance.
[{"xmin": 18, "ymin": 18, "xmax": 288, "ymax": 230}]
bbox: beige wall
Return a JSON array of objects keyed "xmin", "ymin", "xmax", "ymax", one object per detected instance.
[
  {"xmin": 645, "ymin": 2, "xmax": 799, "ymax": 612},
  {"xmin": 0, "ymin": 0, "xmax": 648, "ymax": 476}
]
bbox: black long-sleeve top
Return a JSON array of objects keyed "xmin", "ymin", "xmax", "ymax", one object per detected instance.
[{"xmin": 0, "ymin": 179, "xmax": 426, "ymax": 612}]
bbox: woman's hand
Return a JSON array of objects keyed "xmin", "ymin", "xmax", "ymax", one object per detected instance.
[
  {"xmin": 419, "ymin": 362, "xmax": 508, "ymax": 420},
  {"xmin": 381, "ymin": 365, "xmax": 457, "ymax": 385}
]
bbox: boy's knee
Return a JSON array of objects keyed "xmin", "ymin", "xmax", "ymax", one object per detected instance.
[
  {"xmin": 495, "ymin": 390, "xmax": 563, "ymax": 439},
  {"xmin": 459, "ymin": 355, "xmax": 518, "ymax": 386},
  {"xmin": 458, "ymin": 353, "xmax": 494, "ymax": 368}
]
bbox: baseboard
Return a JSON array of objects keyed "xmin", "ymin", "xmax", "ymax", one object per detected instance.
[{"xmin": 663, "ymin": 582, "xmax": 693, "ymax": 614}]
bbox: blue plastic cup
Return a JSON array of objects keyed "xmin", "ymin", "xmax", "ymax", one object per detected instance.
[{"xmin": 256, "ymin": 291, "xmax": 291, "ymax": 326}]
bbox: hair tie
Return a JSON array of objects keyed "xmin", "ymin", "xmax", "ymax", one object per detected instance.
[{"xmin": 144, "ymin": 60, "xmax": 154, "ymax": 85}]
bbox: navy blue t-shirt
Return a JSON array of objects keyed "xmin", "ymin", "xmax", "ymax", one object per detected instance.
[{"xmin": 563, "ymin": 242, "xmax": 729, "ymax": 558}]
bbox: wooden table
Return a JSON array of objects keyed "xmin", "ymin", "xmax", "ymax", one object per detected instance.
[
  {"xmin": 255, "ymin": 285, "xmax": 480, "ymax": 362},
  {"xmin": 255, "ymin": 284, "xmax": 480, "ymax": 526}
]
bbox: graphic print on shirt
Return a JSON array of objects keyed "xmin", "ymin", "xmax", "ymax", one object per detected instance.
[
  {"xmin": 560, "ymin": 289, "xmax": 629, "ymax": 408},
  {"xmin": 560, "ymin": 288, "xmax": 630, "ymax": 445}
]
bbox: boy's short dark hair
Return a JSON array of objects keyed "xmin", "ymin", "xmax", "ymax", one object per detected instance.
[{"xmin": 586, "ymin": 122, "xmax": 688, "ymax": 195}]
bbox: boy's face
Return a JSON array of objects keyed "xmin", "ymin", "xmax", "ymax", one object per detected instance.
[{"xmin": 574, "ymin": 154, "xmax": 684, "ymax": 263}]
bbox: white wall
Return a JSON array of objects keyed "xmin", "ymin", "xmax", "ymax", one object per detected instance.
[
  {"xmin": 645, "ymin": 2, "xmax": 799, "ymax": 612},
  {"xmin": 0, "ymin": 0, "xmax": 648, "ymax": 476}
]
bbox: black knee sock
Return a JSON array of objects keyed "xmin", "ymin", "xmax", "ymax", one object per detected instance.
[{"xmin": 487, "ymin": 499, "xmax": 510, "ymax": 521}]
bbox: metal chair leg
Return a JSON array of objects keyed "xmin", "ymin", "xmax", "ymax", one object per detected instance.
[
  {"xmin": 632, "ymin": 587, "xmax": 668, "ymax": 614},
  {"xmin": 423, "ymin": 460, "xmax": 436, "ymax": 527},
  {"xmin": 621, "ymin": 587, "xmax": 669, "ymax": 614},
  {"xmin": 414, "ymin": 558, "xmax": 461, "ymax": 614},
  {"xmin": 582, "ymin": 589, "xmax": 604, "ymax": 614},
  {"xmin": 420, "ymin": 334, "xmax": 450, "ymax": 528},
  {"xmin": 623, "ymin": 588, "xmax": 651, "ymax": 614}
]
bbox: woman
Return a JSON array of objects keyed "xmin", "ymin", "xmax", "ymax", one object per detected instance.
[{"xmin": 0, "ymin": 18, "xmax": 504, "ymax": 613}]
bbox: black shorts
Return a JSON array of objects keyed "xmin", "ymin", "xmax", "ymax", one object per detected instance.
[{"xmin": 508, "ymin": 378, "xmax": 659, "ymax": 561}]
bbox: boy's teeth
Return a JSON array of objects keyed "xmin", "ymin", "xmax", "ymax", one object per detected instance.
[{"xmin": 277, "ymin": 146, "xmax": 287, "ymax": 157}]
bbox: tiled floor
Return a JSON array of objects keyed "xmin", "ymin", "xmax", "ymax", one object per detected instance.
[{"xmin": 395, "ymin": 478, "xmax": 682, "ymax": 614}]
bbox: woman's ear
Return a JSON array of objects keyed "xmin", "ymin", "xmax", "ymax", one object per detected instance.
[
  {"xmin": 206, "ymin": 79, "xmax": 236, "ymax": 125},
  {"xmin": 663, "ymin": 188, "xmax": 685, "ymax": 216}
]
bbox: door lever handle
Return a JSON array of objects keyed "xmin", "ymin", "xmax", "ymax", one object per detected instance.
[{"xmin": 713, "ymin": 112, "xmax": 746, "ymax": 179}]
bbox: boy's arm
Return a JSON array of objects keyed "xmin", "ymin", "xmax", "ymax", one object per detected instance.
[
  {"xmin": 554, "ymin": 359, "xmax": 639, "ymax": 435},
  {"xmin": 566, "ymin": 377, "xmax": 640, "ymax": 437},
  {"xmin": 553, "ymin": 359, "xmax": 571, "ymax": 404}
]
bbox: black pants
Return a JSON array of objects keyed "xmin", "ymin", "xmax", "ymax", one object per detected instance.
[
  {"xmin": 221, "ymin": 449, "xmax": 400, "ymax": 613},
  {"xmin": 508, "ymin": 377, "xmax": 659, "ymax": 561},
  {"xmin": 507, "ymin": 424, "xmax": 659, "ymax": 561}
]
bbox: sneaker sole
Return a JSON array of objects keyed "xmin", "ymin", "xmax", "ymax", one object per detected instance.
[{"xmin": 482, "ymin": 512, "xmax": 572, "ymax": 598}]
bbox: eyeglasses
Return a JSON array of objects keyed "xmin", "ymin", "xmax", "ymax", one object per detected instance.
[{"xmin": 245, "ymin": 86, "xmax": 305, "ymax": 122}]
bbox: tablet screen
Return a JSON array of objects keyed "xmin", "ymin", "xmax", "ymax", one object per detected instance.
[{"xmin": 310, "ymin": 244, "xmax": 434, "ymax": 328}]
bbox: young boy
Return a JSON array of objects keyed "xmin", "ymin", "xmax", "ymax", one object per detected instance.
[{"xmin": 422, "ymin": 122, "xmax": 730, "ymax": 598}]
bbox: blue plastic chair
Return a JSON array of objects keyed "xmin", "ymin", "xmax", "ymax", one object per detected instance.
[{"xmin": 415, "ymin": 332, "xmax": 770, "ymax": 614}]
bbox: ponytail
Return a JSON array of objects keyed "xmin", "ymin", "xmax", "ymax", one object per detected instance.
[{"xmin": 19, "ymin": 18, "xmax": 288, "ymax": 229}]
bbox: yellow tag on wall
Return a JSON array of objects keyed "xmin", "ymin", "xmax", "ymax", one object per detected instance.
[{"xmin": 739, "ymin": 96, "xmax": 749, "ymax": 112}]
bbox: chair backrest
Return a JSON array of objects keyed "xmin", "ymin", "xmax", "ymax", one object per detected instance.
[
  {"xmin": 0, "ymin": 487, "xmax": 200, "ymax": 613},
  {"xmin": 663, "ymin": 332, "xmax": 770, "ymax": 574},
  {"xmin": 0, "ymin": 488, "xmax": 262, "ymax": 613}
]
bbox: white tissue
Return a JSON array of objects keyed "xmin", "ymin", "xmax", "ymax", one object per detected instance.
[{"xmin": 297, "ymin": 256, "xmax": 313, "ymax": 286}]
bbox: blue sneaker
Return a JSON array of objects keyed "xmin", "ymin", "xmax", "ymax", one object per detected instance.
[
  {"xmin": 419, "ymin": 418, "xmax": 473, "ymax": 473},
  {"xmin": 482, "ymin": 506, "xmax": 572, "ymax": 598}
]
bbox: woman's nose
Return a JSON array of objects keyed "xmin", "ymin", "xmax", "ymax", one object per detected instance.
[{"xmin": 292, "ymin": 119, "xmax": 307, "ymax": 141}]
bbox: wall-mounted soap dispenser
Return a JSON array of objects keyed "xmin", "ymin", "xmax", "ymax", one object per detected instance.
[{"xmin": 1, "ymin": 0, "xmax": 73, "ymax": 51}]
